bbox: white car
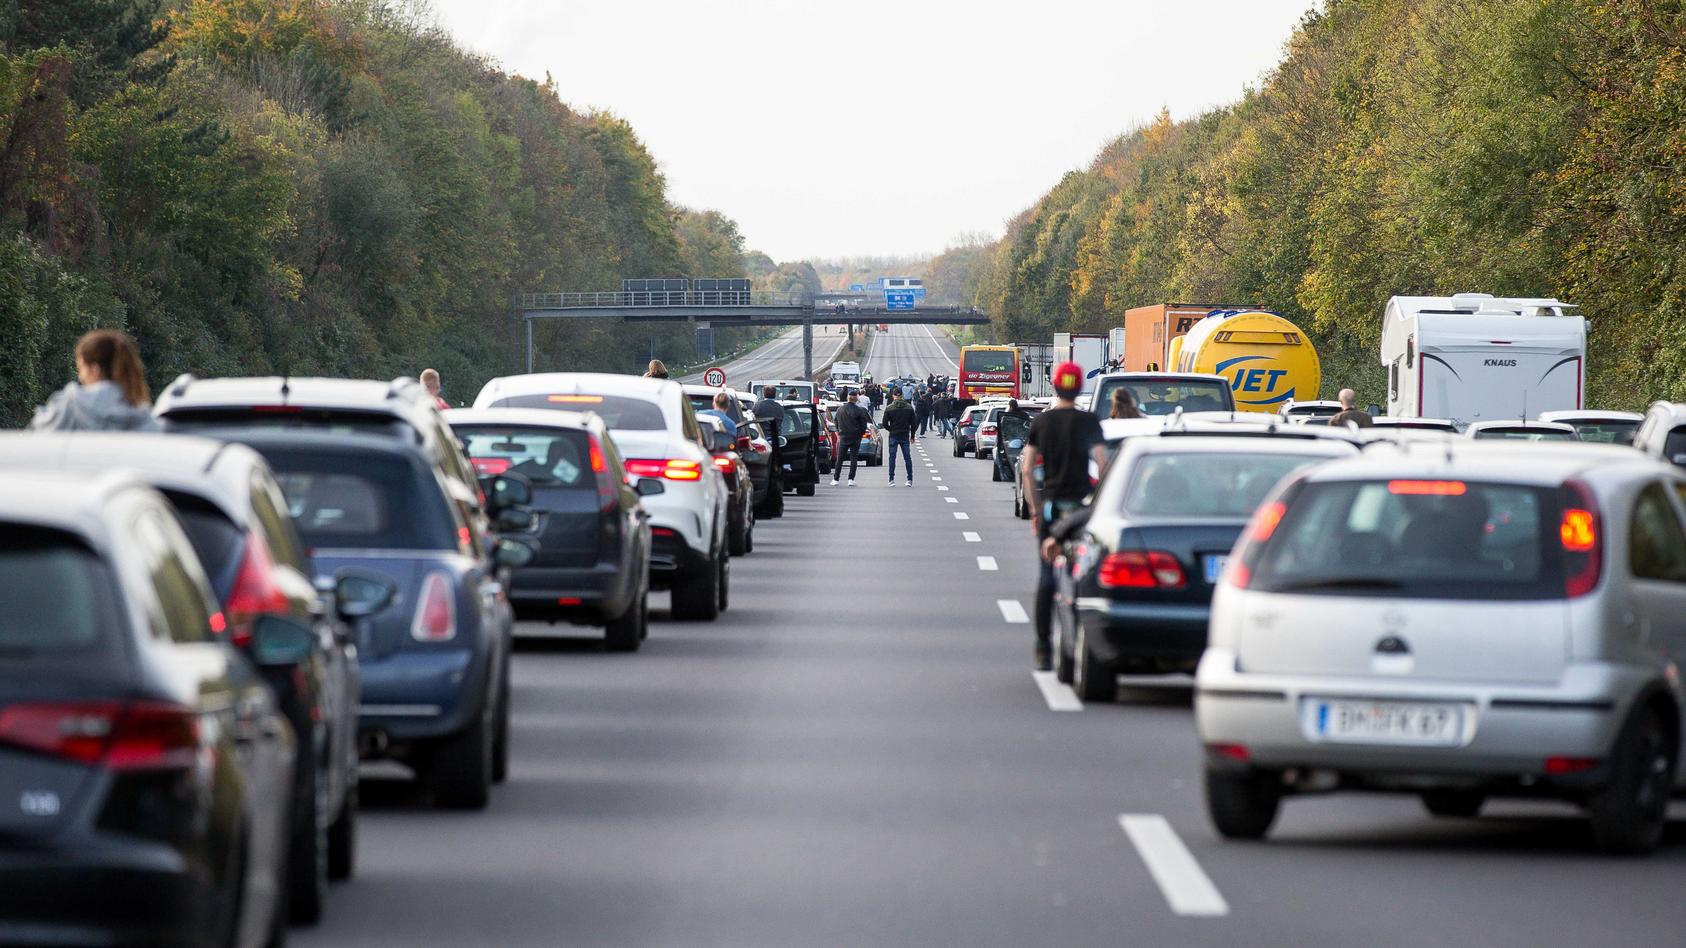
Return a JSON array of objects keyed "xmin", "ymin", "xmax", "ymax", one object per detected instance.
[
  {"xmin": 748, "ymin": 379, "xmax": 816, "ymax": 405},
  {"xmin": 1465, "ymin": 419, "xmax": 1580, "ymax": 441},
  {"xmin": 1278, "ymin": 400, "xmax": 1344, "ymax": 423},
  {"xmin": 473, "ymin": 373, "xmax": 731, "ymax": 621},
  {"xmin": 1538, "ymin": 409, "xmax": 1642, "ymax": 446}
]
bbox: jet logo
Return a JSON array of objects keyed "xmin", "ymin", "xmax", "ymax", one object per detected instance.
[{"xmin": 1484, "ymin": 359, "xmax": 1517, "ymax": 367}]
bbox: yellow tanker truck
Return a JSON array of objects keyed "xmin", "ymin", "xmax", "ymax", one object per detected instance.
[{"xmin": 1169, "ymin": 309, "xmax": 1322, "ymax": 412}]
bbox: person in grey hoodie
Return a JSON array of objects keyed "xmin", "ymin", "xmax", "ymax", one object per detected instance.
[{"xmin": 29, "ymin": 329, "xmax": 159, "ymax": 432}]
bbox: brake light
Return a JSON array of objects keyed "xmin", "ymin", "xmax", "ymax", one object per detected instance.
[
  {"xmin": 713, "ymin": 456, "xmax": 736, "ymax": 473},
  {"xmin": 750, "ymin": 440, "xmax": 770, "ymax": 456},
  {"xmin": 1097, "ymin": 551, "xmax": 1186, "ymax": 589},
  {"xmin": 1388, "ymin": 480, "xmax": 1467, "ymax": 496},
  {"xmin": 652, "ymin": 527, "xmax": 676, "ymax": 537},
  {"xmin": 981, "ymin": 424, "xmax": 997, "ymax": 436},
  {"xmin": 588, "ymin": 435, "xmax": 607, "ymax": 474},
  {"xmin": 225, "ymin": 532, "xmax": 291, "ymax": 648},
  {"xmin": 411, "ymin": 572, "xmax": 457, "ymax": 641},
  {"xmin": 471, "ymin": 457, "xmax": 511, "ymax": 475},
  {"xmin": 625, "ymin": 458, "xmax": 702, "ymax": 481},
  {"xmin": 736, "ymin": 435, "xmax": 752, "ymax": 453},
  {"xmin": 1205, "ymin": 742, "xmax": 1250, "ymax": 763},
  {"xmin": 1249, "ymin": 502, "xmax": 1286, "ymax": 543},
  {"xmin": 1544, "ymin": 756, "xmax": 1599, "ymax": 775},
  {"xmin": 0, "ymin": 701, "xmax": 199, "ymax": 770},
  {"xmin": 1561, "ymin": 479, "xmax": 1601, "ymax": 597},
  {"xmin": 546, "ymin": 395, "xmax": 603, "ymax": 404}
]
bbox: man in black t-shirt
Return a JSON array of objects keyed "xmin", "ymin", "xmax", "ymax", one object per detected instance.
[{"xmin": 1021, "ymin": 363, "xmax": 1109, "ymax": 672}]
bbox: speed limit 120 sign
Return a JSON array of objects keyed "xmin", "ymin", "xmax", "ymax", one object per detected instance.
[{"xmin": 702, "ymin": 367, "xmax": 726, "ymax": 387}]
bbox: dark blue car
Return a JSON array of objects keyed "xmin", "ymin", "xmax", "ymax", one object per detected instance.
[{"xmin": 229, "ymin": 430, "xmax": 519, "ymax": 809}]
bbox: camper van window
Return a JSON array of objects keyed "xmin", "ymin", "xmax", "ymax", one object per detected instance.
[
  {"xmin": 1406, "ymin": 337, "xmax": 1415, "ymax": 368},
  {"xmin": 1388, "ymin": 362, "xmax": 1398, "ymax": 400}
]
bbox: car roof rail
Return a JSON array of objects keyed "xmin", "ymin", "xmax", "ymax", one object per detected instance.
[{"xmin": 167, "ymin": 373, "xmax": 197, "ymax": 398}]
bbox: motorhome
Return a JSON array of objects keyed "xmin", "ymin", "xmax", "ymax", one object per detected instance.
[{"xmin": 1380, "ymin": 294, "xmax": 1586, "ymax": 428}]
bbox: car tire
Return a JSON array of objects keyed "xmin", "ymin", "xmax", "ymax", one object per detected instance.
[
  {"xmin": 1054, "ymin": 605, "xmax": 1076, "ymax": 685},
  {"xmin": 327, "ymin": 782, "xmax": 356, "ymax": 881},
  {"xmin": 430, "ymin": 702, "xmax": 493, "ymax": 811},
  {"xmin": 605, "ymin": 593, "xmax": 646, "ymax": 651},
  {"xmin": 1204, "ymin": 766, "xmax": 1281, "ymax": 840},
  {"xmin": 952, "ymin": 440, "xmax": 961, "ymax": 458},
  {"xmin": 1072, "ymin": 622, "xmax": 1114, "ymax": 703},
  {"xmin": 670, "ymin": 552, "xmax": 722, "ymax": 622},
  {"xmin": 729, "ymin": 509, "xmax": 750, "ymax": 556},
  {"xmin": 492, "ymin": 676, "xmax": 511, "ymax": 784},
  {"xmin": 744, "ymin": 520, "xmax": 754, "ymax": 553},
  {"xmin": 796, "ymin": 483, "xmax": 815, "ymax": 497},
  {"xmin": 717, "ymin": 551, "xmax": 730, "ymax": 612},
  {"xmin": 991, "ymin": 464, "xmax": 1003, "ymax": 482},
  {"xmin": 286, "ymin": 747, "xmax": 327, "ymax": 925},
  {"xmin": 1420, "ymin": 789, "xmax": 1485, "ymax": 819},
  {"xmin": 1587, "ymin": 704, "xmax": 1675, "ymax": 855}
]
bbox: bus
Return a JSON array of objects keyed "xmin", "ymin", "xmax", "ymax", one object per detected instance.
[{"xmin": 958, "ymin": 345, "xmax": 1021, "ymax": 399}]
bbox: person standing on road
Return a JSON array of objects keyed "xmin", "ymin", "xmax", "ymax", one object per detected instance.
[
  {"xmin": 881, "ymin": 391, "xmax": 916, "ymax": 487},
  {"xmin": 699, "ymin": 391, "xmax": 738, "ymax": 440},
  {"xmin": 644, "ymin": 360, "xmax": 670, "ymax": 379},
  {"xmin": 753, "ymin": 385, "xmax": 787, "ymax": 514},
  {"xmin": 420, "ymin": 367, "xmax": 451, "ymax": 410},
  {"xmin": 914, "ymin": 389, "xmax": 933, "ymax": 438},
  {"xmin": 1329, "ymin": 388, "xmax": 1373, "ymax": 428},
  {"xmin": 1021, "ymin": 362, "xmax": 1108, "ymax": 672},
  {"xmin": 30, "ymin": 329, "xmax": 159, "ymax": 432},
  {"xmin": 831, "ymin": 390, "xmax": 871, "ymax": 487}
]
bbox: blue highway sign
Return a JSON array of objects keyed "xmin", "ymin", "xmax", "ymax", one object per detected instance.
[{"xmin": 885, "ymin": 291, "xmax": 916, "ymax": 311}]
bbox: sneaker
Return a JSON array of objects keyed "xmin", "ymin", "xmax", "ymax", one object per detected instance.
[
  {"xmin": 848, "ymin": 479, "xmax": 856, "ymax": 486},
  {"xmin": 906, "ymin": 478, "xmax": 913, "ymax": 486},
  {"xmin": 888, "ymin": 480, "xmax": 896, "ymax": 487},
  {"xmin": 1034, "ymin": 643, "xmax": 1053, "ymax": 672},
  {"xmin": 830, "ymin": 478, "xmax": 839, "ymax": 487}
]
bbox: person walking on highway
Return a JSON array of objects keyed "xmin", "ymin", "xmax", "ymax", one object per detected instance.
[
  {"xmin": 1329, "ymin": 388, "xmax": 1373, "ymax": 428},
  {"xmin": 644, "ymin": 359, "xmax": 670, "ymax": 379},
  {"xmin": 1021, "ymin": 362, "xmax": 1108, "ymax": 672},
  {"xmin": 914, "ymin": 389, "xmax": 933, "ymax": 438},
  {"xmin": 420, "ymin": 367, "xmax": 450, "ymax": 410},
  {"xmin": 1109, "ymin": 386, "xmax": 1144, "ymax": 419},
  {"xmin": 753, "ymin": 385, "xmax": 787, "ymax": 515},
  {"xmin": 30, "ymin": 329, "xmax": 159, "ymax": 432},
  {"xmin": 831, "ymin": 390, "xmax": 871, "ymax": 487},
  {"xmin": 881, "ymin": 391, "xmax": 916, "ymax": 487}
]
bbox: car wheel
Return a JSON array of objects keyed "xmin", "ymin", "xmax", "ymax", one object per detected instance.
[
  {"xmin": 286, "ymin": 746, "xmax": 327, "ymax": 924},
  {"xmin": 1204, "ymin": 766, "xmax": 1281, "ymax": 840},
  {"xmin": 991, "ymin": 463, "xmax": 1003, "ymax": 482},
  {"xmin": 717, "ymin": 550, "xmax": 730, "ymax": 612},
  {"xmin": 729, "ymin": 509, "xmax": 750, "ymax": 556},
  {"xmin": 1420, "ymin": 789, "xmax": 1485, "ymax": 819},
  {"xmin": 744, "ymin": 519, "xmax": 754, "ymax": 553},
  {"xmin": 670, "ymin": 552, "xmax": 722, "ymax": 621},
  {"xmin": 1054, "ymin": 605, "xmax": 1076, "ymax": 685},
  {"xmin": 796, "ymin": 483, "xmax": 815, "ymax": 497},
  {"xmin": 952, "ymin": 441, "xmax": 960, "ymax": 458},
  {"xmin": 605, "ymin": 593, "xmax": 646, "ymax": 651},
  {"xmin": 1587, "ymin": 704, "xmax": 1675, "ymax": 855},
  {"xmin": 327, "ymin": 781, "xmax": 356, "ymax": 881},
  {"xmin": 492, "ymin": 677, "xmax": 511, "ymax": 784},
  {"xmin": 429, "ymin": 701, "xmax": 493, "ymax": 810},
  {"xmin": 1072, "ymin": 622, "xmax": 1114, "ymax": 702}
]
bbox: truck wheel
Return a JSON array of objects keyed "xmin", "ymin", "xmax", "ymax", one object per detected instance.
[{"xmin": 1205, "ymin": 766, "xmax": 1281, "ymax": 840}]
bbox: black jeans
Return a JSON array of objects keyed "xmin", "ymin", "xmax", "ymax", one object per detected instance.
[
  {"xmin": 1035, "ymin": 499, "xmax": 1085, "ymax": 649},
  {"xmin": 838, "ymin": 436, "xmax": 861, "ymax": 479}
]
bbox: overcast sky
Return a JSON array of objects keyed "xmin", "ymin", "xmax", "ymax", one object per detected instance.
[{"xmin": 427, "ymin": 0, "xmax": 1316, "ymax": 261}]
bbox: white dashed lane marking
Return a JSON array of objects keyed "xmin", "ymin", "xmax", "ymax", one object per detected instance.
[
  {"xmin": 954, "ymin": 512, "xmax": 970, "ymax": 520},
  {"xmin": 996, "ymin": 599, "xmax": 1029, "ymax": 623},
  {"xmin": 977, "ymin": 556, "xmax": 998, "ymax": 571},
  {"xmin": 962, "ymin": 532, "xmax": 981, "ymax": 542},
  {"xmin": 945, "ymin": 497, "xmax": 958, "ymax": 503},
  {"xmin": 1032, "ymin": 671, "xmax": 1083, "ymax": 711},
  {"xmin": 1118, "ymin": 815, "xmax": 1230, "ymax": 917}
]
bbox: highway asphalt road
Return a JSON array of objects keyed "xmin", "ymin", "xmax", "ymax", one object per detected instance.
[
  {"xmin": 679, "ymin": 324, "xmax": 852, "ymax": 387},
  {"xmin": 300, "ymin": 329, "xmax": 1684, "ymax": 947}
]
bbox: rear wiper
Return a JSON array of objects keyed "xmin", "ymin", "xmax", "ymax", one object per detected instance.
[{"xmin": 1268, "ymin": 577, "xmax": 1406, "ymax": 592}]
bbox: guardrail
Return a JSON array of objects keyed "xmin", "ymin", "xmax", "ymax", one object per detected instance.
[{"xmin": 520, "ymin": 291, "xmax": 813, "ymax": 309}]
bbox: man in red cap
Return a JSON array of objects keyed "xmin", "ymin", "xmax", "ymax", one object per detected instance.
[{"xmin": 1021, "ymin": 361, "xmax": 1108, "ymax": 672}]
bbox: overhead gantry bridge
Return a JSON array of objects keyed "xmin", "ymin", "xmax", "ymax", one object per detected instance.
[{"xmin": 517, "ymin": 291, "xmax": 989, "ymax": 376}]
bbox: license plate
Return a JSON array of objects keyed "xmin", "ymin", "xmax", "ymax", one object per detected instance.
[
  {"xmin": 1309, "ymin": 700, "xmax": 1463, "ymax": 746},
  {"xmin": 1202, "ymin": 555, "xmax": 1228, "ymax": 584}
]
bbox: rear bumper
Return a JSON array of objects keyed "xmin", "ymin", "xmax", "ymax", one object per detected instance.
[
  {"xmin": 1077, "ymin": 597, "xmax": 1209, "ymax": 665},
  {"xmin": 509, "ymin": 562, "xmax": 634, "ymax": 624},
  {"xmin": 0, "ymin": 841, "xmax": 216, "ymax": 947},
  {"xmin": 650, "ymin": 531, "xmax": 711, "ymax": 588},
  {"xmin": 358, "ymin": 646, "xmax": 491, "ymax": 746}
]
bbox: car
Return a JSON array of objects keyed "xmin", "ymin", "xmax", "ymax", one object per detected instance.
[
  {"xmin": 1278, "ymin": 400, "xmax": 1345, "ymax": 423},
  {"xmin": 992, "ymin": 410, "xmax": 1034, "ymax": 483},
  {"xmin": 715, "ymin": 390, "xmax": 774, "ymax": 510},
  {"xmin": 1196, "ymin": 441, "xmax": 1686, "ymax": 853},
  {"xmin": 1538, "ymin": 409, "xmax": 1643, "ymax": 446},
  {"xmin": 1091, "ymin": 372, "xmax": 1237, "ymax": 417},
  {"xmin": 1053, "ymin": 434, "xmax": 1356, "ymax": 700},
  {"xmin": 475, "ymin": 373, "xmax": 732, "ymax": 621},
  {"xmin": 444, "ymin": 408, "xmax": 657, "ymax": 648},
  {"xmin": 748, "ymin": 378, "xmax": 817, "ymax": 405},
  {"xmin": 223, "ymin": 429, "xmax": 526, "ymax": 809},
  {"xmin": 777, "ymin": 399, "xmax": 822, "ymax": 495},
  {"xmin": 698, "ymin": 413, "xmax": 757, "ymax": 556},
  {"xmin": 1466, "ymin": 419, "xmax": 1581, "ymax": 441},
  {"xmin": 1368, "ymin": 416, "xmax": 1460, "ymax": 433},
  {"xmin": 953, "ymin": 405, "xmax": 985, "ymax": 457},
  {"xmin": 814, "ymin": 405, "xmax": 837, "ymax": 474},
  {"xmin": 0, "ymin": 469, "xmax": 297, "ymax": 948},
  {"xmin": 0, "ymin": 433, "xmax": 391, "ymax": 924},
  {"xmin": 1630, "ymin": 401, "xmax": 1686, "ymax": 468},
  {"xmin": 976, "ymin": 403, "xmax": 1046, "ymax": 459}
]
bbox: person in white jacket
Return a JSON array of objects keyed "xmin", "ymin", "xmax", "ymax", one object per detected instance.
[{"xmin": 30, "ymin": 330, "xmax": 159, "ymax": 432}]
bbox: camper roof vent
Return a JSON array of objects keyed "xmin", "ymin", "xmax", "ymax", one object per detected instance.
[{"xmin": 1449, "ymin": 293, "xmax": 1496, "ymax": 311}]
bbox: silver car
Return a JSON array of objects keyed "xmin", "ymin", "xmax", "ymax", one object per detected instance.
[{"xmin": 1196, "ymin": 441, "xmax": 1686, "ymax": 853}]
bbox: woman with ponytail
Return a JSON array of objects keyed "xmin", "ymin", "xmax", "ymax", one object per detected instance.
[{"xmin": 29, "ymin": 329, "xmax": 160, "ymax": 431}]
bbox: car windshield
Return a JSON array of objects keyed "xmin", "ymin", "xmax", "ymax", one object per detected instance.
[
  {"xmin": 963, "ymin": 350, "xmax": 1016, "ymax": 374},
  {"xmin": 456, "ymin": 426, "xmax": 596, "ymax": 488},
  {"xmin": 1122, "ymin": 452, "xmax": 1320, "ymax": 518},
  {"xmin": 1569, "ymin": 420, "xmax": 1638, "ymax": 445},
  {"xmin": 263, "ymin": 450, "xmax": 452, "ymax": 550},
  {"xmin": 1101, "ymin": 378, "xmax": 1233, "ymax": 415},
  {"xmin": 0, "ymin": 528, "xmax": 110, "ymax": 653},
  {"xmin": 1248, "ymin": 479, "xmax": 1562, "ymax": 599},
  {"xmin": 491, "ymin": 394, "xmax": 666, "ymax": 431},
  {"xmin": 1473, "ymin": 428, "xmax": 1576, "ymax": 441}
]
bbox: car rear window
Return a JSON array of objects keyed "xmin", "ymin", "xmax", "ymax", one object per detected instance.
[
  {"xmin": 1123, "ymin": 452, "xmax": 1323, "ymax": 518},
  {"xmin": 0, "ymin": 528, "xmax": 112, "ymax": 652},
  {"xmin": 686, "ymin": 393, "xmax": 743, "ymax": 423},
  {"xmin": 163, "ymin": 407, "xmax": 413, "ymax": 439},
  {"xmin": 1569, "ymin": 421, "xmax": 1637, "ymax": 445},
  {"xmin": 1473, "ymin": 428, "xmax": 1577, "ymax": 441},
  {"xmin": 491, "ymin": 394, "xmax": 665, "ymax": 431},
  {"xmin": 260, "ymin": 450, "xmax": 453, "ymax": 550},
  {"xmin": 457, "ymin": 426, "xmax": 597, "ymax": 488},
  {"xmin": 781, "ymin": 407, "xmax": 814, "ymax": 436},
  {"xmin": 1248, "ymin": 479, "xmax": 1562, "ymax": 599},
  {"xmin": 1097, "ymin": 378, "xmax": 1233, "ymax": 416}
]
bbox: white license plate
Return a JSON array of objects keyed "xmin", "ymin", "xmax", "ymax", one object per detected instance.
[
  {"xmin": 1202, "ymin": 555, "xmax": 1229, "ymax": 584},
  {"xmin": 1310, "ymin": 700, "xmax": 1463, "ymax": 746}
]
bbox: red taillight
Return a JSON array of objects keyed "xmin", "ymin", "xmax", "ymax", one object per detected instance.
[
  {"xmin": 1388, "ymin": 479, "xmax": 1467, "ymax": 496},
  {"xmin": 411, "ymin": 572, "xmax": 457, "ymax": 642},
  {"xmin": 736, "ymin": 435, "xmax": 752, "ymax": 453},
  {"xmin": 750, "ymin": 440, "xmax": 770, "ymax": 455},
  {"xmin": 1205, "ymin": 742, "xmax": 1250, "ymax": 763},
  {"xmin": 625, "ymin": 458, "xmax": 702, "ymax": 481},
  {"xmin": 1561, "ymin": 479, "xmax": 1601, "ymax": 597},
  {"xmin": 556, "ymin": 597, "xmax": 582, "ymax": 606},
  {"xmin": 0, "ymin": 701, "xmax": 198, "ymax": 770},
  {"xmin": 1248, "ymin": 502, "xmax": 1285, "ymax": 544},
  {"xmin": 1544, "ymin": 756, "xmax": 1599, "ymax": 775},
  {"xmin": 470, "ymin": 457, "xmax": 511, "ymax": 475},
  {"xmin": 225, "ymin": 532, "xmax": 291, "ymax": 648},
  {"xmin": 588, "ymin": 436, "xmax": 607, "ymax": 474},
  {"xmin": 1097, "ymin": 551, "xmax": 1186, "ymax": 589},
  {"xmin": 980, "ymin": 424, "xmax": 997, "ymax": 436},
  {"xmin": 712, "ymin": 456, "xmax": 736, "ymax": 473},
  {"xmin": 652, "ymin": 527, "xmax": 676, "ymax": 537}
]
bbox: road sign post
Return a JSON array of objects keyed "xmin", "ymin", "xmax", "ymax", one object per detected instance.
[{"xmin": 702, "ymin": 367, "xmax": 726, "ymax": 387}]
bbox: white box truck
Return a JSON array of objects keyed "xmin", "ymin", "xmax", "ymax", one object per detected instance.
[{"xmin": 1380, "ymin": 293, "xmax": 1586, "ymax": 429}]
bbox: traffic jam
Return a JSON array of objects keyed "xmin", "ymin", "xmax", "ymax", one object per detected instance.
[{"xmin": 5, "ymin": 289, "xmax": 1686, "ymax": 946}]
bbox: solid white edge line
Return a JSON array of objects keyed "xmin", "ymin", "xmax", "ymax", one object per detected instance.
[
  {"xmin": 962, "ymin": 531, "xmax": 981, "ymax": 541},
  {"xmin": 996, "ymin": 599, "xmax": 1029, "ymax": 623},
  {"xmin": 1031, "ymin": 671, "xmax": 1083, "ymax": 711},
  {"xmin": 977, "ymin": 556, "xmax": 998, "ymax": 571},
  {"xmin": 1118, "ymin": 815, "xmax": 1230, "ymax": 917},
  {"xmin": 953, "ymin": 512, "xmax": 970, "ymax": 520}
]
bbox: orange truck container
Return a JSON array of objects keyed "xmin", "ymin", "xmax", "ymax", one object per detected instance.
[{"xmin": 1122, "ymin": 303, "xmax": 1267, "ymax": 371}]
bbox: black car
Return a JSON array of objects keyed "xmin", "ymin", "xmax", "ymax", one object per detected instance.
[
  {"xmin": 698, "ymin": 414, "xmax": 757, "ymax": 556},
  {"xmin": 446, "ymin": 408, "xmax": 659, "ymax": 649},
  {"xmin": 1052, "ymin": 435, "xmax": 1357, "ymax": 700},
  {"xmin": 0, "ymin": 432, "xmax": 391, "ymax": 924},
  {"xmin": 0, "ymin": 470, "xmax": 298, "ymax": 948},
  {"xmin": 953, "ymin": 405, "xmax": 983, "ymax": 457},
  {"xmin": 777, "ymin": 400, "xmax": 821, "ymax": 497},
  {"xmin": 992, "ymin": 412, "xmax": 1033, "ymax": 483}
]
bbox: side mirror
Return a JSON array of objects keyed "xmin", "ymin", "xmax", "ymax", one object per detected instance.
[
  {"xmin": 493, "ymin": 536, "xmax": 538, "ymax": 569},
  {"xmin": 250, "ymin": 617, "xmax": 315, "ymax": 667},
  {"xmin": 333, "ymin": 569, "xmax": 396, "ymax": 620},
  {"xmin": 494, "ymin": 507, "xmax": 535, "ymax": 532},
  {"xmin": 635, "ymin": 478, "xmax": 665, "ymax": 497},
  {"xmin": 480, "ymin": 472, "xmax": 533, "ymax": 510},
  {"xmin": 778, "ymin": 436, "xmax": 788, "ymax": 448}
]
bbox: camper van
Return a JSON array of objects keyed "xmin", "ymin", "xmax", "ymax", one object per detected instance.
[{"xmin": 1380, "ymin": 294, "xmax": 1586, "ymax": 428}]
